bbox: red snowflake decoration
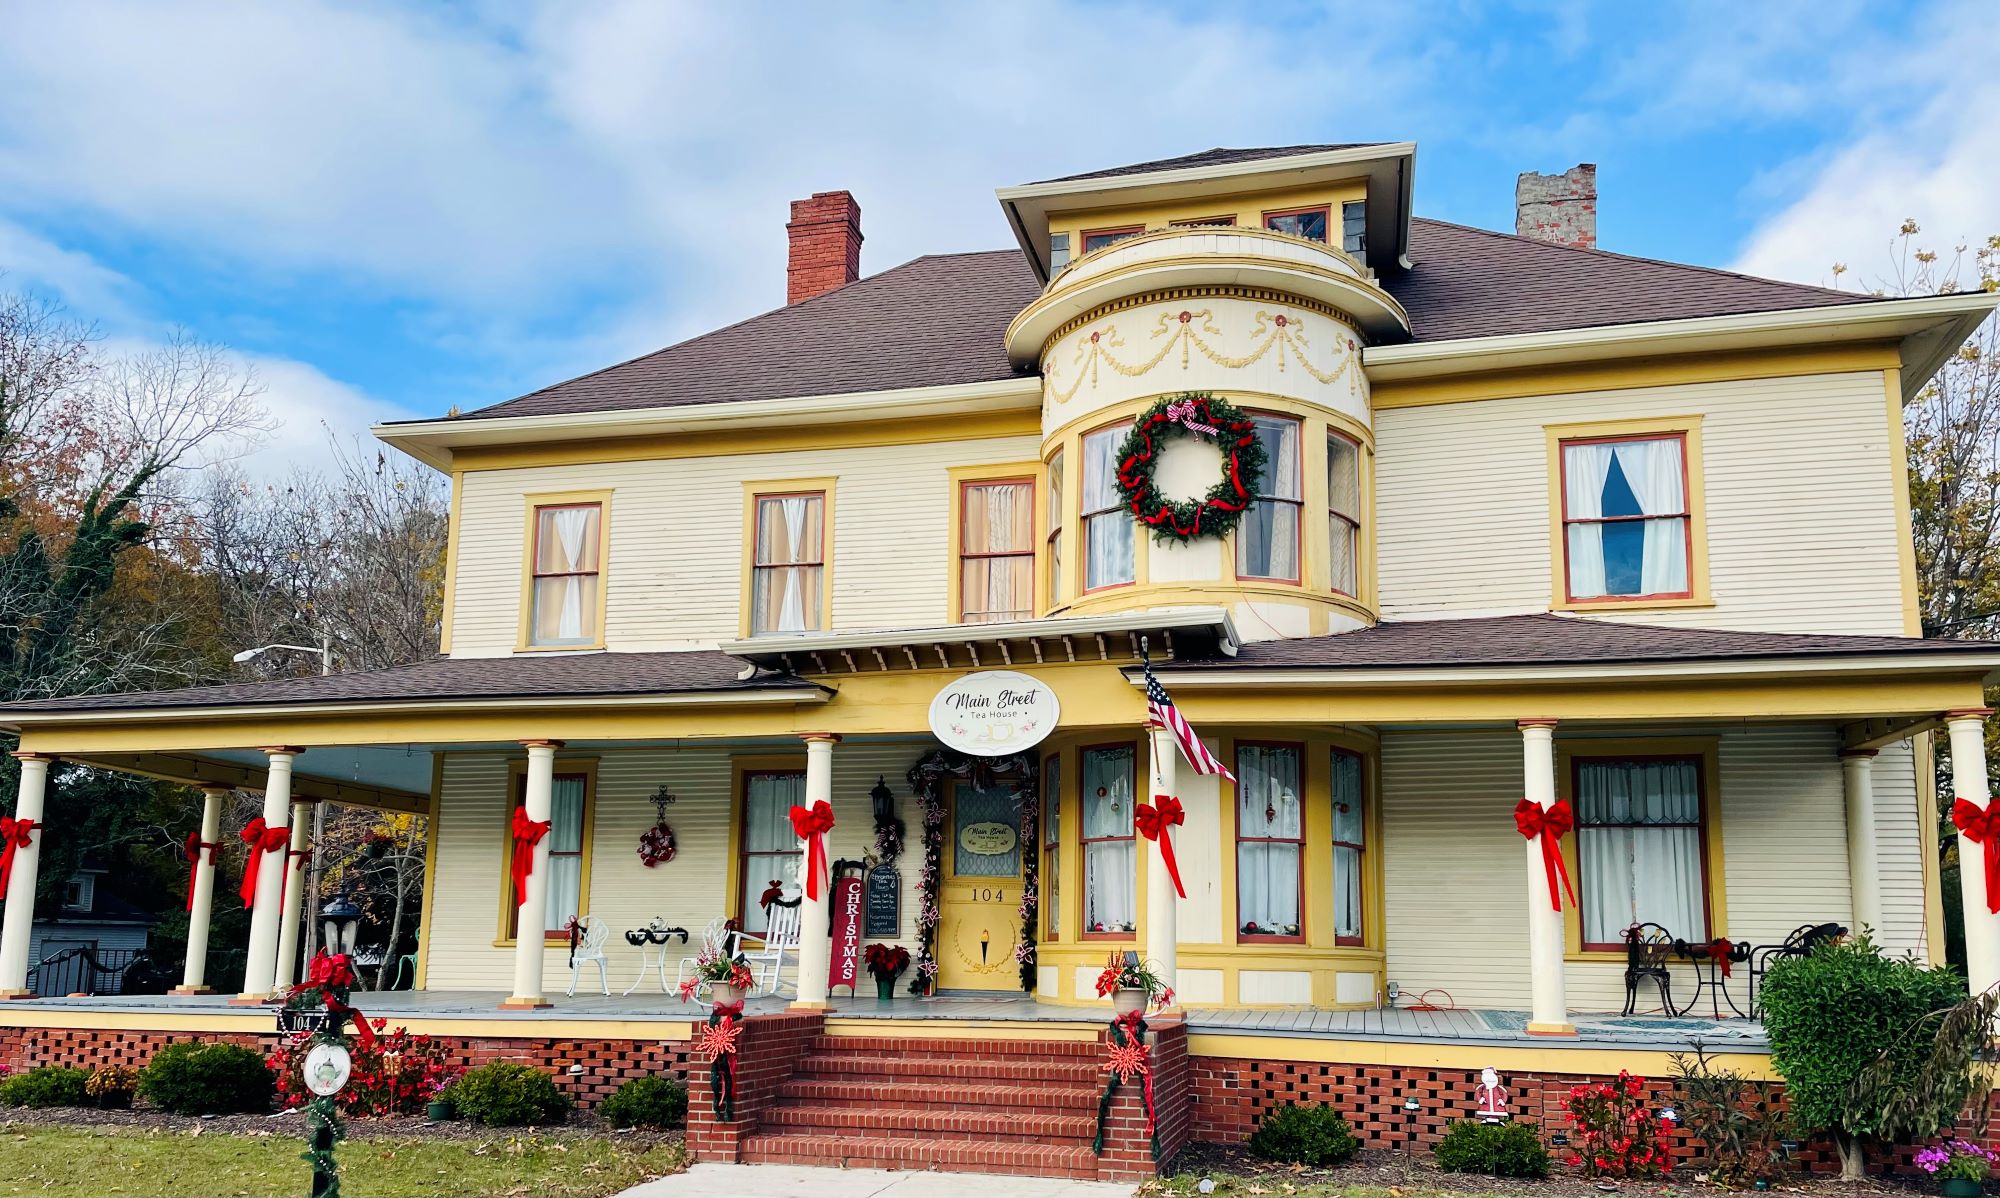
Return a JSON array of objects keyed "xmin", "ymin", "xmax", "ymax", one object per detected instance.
[
  {"xmin": 1106, "ymin": 1040, "xmax": 1149, "ymax": 1081},
  {"xmin": 696, "ymin": 1019, "xmax": 742, "ymax": 1059}
]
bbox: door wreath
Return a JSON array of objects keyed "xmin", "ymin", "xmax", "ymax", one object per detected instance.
[{"xmin": 1115, "ymin": 392, "xmax": 1267, "ymax": 543}]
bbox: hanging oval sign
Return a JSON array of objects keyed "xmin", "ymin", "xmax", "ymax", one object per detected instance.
[
  {"xmin": 928, "ymin": 670, "xmax": 1059, "ymax": 757},
  {"xmin": 959, "ymin": 821, "xmax": 1019, "ymax": 857},
  {"xmin": 303, "ymin": 1042, "xmax": 352, "ymax": 1097}
]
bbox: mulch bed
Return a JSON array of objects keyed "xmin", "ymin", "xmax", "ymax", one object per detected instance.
[{"xmin": 0, "ymin": 1102, "xmax": 682, "ymax": 1144}]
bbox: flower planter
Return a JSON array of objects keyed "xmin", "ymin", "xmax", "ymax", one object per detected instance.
[
  {"xmin": 426, "ymin": 1099, "xmax": 453, "ymax": 1122},
  {"xmin": 1112, "ymin": 987, "xmax": 1149, "ymax": 1017},
  {"xmin": 709, "ymin": 982, "xmax": 746, "ymax": 1007},
  {"xmin": 1943, "ymin": 1179, "xmax": 1984, "ymax": 1198},
  {"xmin": 875, "ymin": 976, "xmax": 896, "ymax": 1001}
]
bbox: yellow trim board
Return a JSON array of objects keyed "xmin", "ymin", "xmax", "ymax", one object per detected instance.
[
  {"xmin": 1885, "ymin": 366, "xmax": 1924, "ymax": 637},
  {"xmin": 414, "ymin": 752, "xmax": 442, "ymax": 991},
  {"xmin": 1185, "ymin": 1032, "xmax": 1778, "ymax": 1078},
  {"xmin": 440, "ymin": 470, "xmax": 463, "ymax": 653},
  {"xmin": 1370, "ymin": 343, "xmax": 1902, "ymax": 409}
]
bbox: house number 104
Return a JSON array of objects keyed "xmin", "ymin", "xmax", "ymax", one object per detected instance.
[{"xmin": 972, "ymin": 887, "xmax": 1008, "ymax": 903}]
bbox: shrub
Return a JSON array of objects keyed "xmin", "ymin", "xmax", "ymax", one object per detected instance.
[
  {"xmin": 266, "ymin": 1025, "xmax": 460, "ymax": 1117},
  {"xmin": 1246, "ymin": 1102, "xmax": 1359, "ymax": 1166},
  {"xmin": 598, "ymin": 1075, "xmax": 687, "ymax": 1129},
  {"xmin": 1562, "ymin": 1071, "xmax": 1671, "ymax": 1178},
  {"xmin": 0, "ymin": 1065, "xmax": 89, "ymax": 1108},
  {"xmin": 449, "ymin": 1062, "xmax": 570, "ymax": 1126},
  {"xmin": 1435, "ymin": 1119, "xmax": 1551, "ymax": 1178},
  {"xmin": 138, "ymin": 1041, "xmax": 274, "ymax": 1114},
  {"xmin": 84, "ymin": 1064, "xmax": 139, "ymax": 1109},
  {"xmin": 1760, "ymin": 935, "xmax": 1992, "ymax": 1179},
  {"xmin": 1671, "ymin": 1046, "xmax": 1791, "ymax": 1187}
]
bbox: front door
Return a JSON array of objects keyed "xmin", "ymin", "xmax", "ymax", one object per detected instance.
[{"xmin": 936, "ymin": 779, "xmax": 1023, "ymax": 992}]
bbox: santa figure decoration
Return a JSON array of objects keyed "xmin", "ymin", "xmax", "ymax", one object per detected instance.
[{"xmin": 1475, "ymin": 1066, "xmax": 1509, "ymax": 1123}]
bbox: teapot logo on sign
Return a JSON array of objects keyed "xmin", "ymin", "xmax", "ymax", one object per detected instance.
[{"xmin": 928, "ymin": 670, "xmax": 1060, "ymax": 757}]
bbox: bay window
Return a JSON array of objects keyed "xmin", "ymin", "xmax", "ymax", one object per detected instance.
[
  {"xmin": 1046, "ymin": 450, "xmax": 1065, "ymax": 607},
  {"xmin": 508, "ymin": 770, "xmax": 588, "ymax": 939},
  {"xmin": 529, "ymin": 503, "xmax": 603, "ymax": 646},
  {"xmin": 1235, "ymin": 743, "xmax": 1303, "ymax": 940},
  {"xmin": 1264, "ymin": 205, "xmax": 1329, "ymax": 242},
  {"xmin": 751, "ymin": 492, "xmax": 825, "ymax": 634},
  {"xmin": 1081, "ymin": 225, "xmax": 1143, "ymax": 254},
  {"xmin": 1560, "ymin": 434, "xmax": 1690, "ymax": 601},
  {"xmin": 1331, "ymin": 748, "xmax": 1365, "ymax": 945},
  {"xmin": 1328, "ymin": 433, "xmax": 1360, "ymax": 596},
  {"xmin": 739, "ymin": 771, "xmax": 804, "ymax": 935},
  {"xmin": 1042, "ymin": 754, "xmax": 1061, "ymax": 942},
  {"xmin": 1082, "ymin": 425, "xmax": 1134, "ymax": 590},
  {"xmin": 1081, "ymin": 745, "xmax": 1136, "ymax": 935},
  {"xmin": 1575, "ymin": 756, "xmax": 1708, "ymax": 949},
  {"xmin": 1236, "ymin": 416, "xmax": 1301, "ymax": 582},
  {"xmin": 959, "ymin": 478, "xmax": 1034, "ymax": 623}
]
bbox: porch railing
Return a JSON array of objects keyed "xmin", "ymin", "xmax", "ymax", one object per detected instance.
[{"xmin": 25, "ymin": 946, "xmax": 153, "ymax": 997}]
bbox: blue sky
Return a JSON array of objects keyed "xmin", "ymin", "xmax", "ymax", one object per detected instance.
[{"xmin": 1, "ymin": 1, "xmax": 1993, "ymax": 473}]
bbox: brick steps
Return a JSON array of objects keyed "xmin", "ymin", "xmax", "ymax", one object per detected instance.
[
  {"xmin": 794, "ymin": 1052, "xmax": 1100, "ymax": 1084},
  {"xmin": 739, "ymin": 1131, "xmax": 1102, "ymax": 1180},
  {"xmin": 809, "ymin": 1034, "xmax": 1101, "ymax": 1058},
  {"xmin": 760, "ymin": 1102, "xmax": 1097, "ymax": 1142},
  {"xmin": 776, "ymin": 1076, "xmax": 1101, "ymax": 1111}
]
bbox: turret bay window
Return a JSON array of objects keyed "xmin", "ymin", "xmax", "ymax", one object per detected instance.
[
  {"xmin": 1328, "ymin": 433, "xmax": 1361, "ymax": 595},
  {"xmin": 1081, "ymin": 225, "xmax": 1143, "ymax": 254},
  {"xmin": 529, "ymin": 503, "xmax": 603, "ymax": 646},
  {"xmin": 1046, "ymin": 450, "xmax": 1065, "ymax": 607},
  {"xmin": 751, "ymin": 492, "xmax": 825, "ymax": 634},
  {"xmin": 1236, "ymin": 415, "xmax": 1301, "ymax": 582},
  {"xmin": 1331, "ymin": 748, "xmax": 1365, "ymax": 945},
  {"xmin": 1042, "ymin": 754, "xmax": 1061, "ymax": 941},
  {"xmin": 960, "ymin": 478, "xmax": 1035, "ymax": 623},
  {"xmin": 1082, "ymin": 425, "xmax": 1135, "ymax": 590},
  {"xmin": 1081, "ymin": 745, "xmax": 1136, "ymax": 935},
  {"xmin": 508, "ymin": 771, "xmax": 588, "ymax": 939},
  {"xmin": 1236, "ymin": 743, "xmax": 1303, "ymax": 940},
  {"xmin": 1264, "ymin": 205, "xmax": 1329, "ymax": 242},
  {"xmin": 1575, "ymin": 755, "xmax": 1708, "ymax": 950},
  {"xmin": 1561, "ymin": 434, "xmax": 1690, "ymax": 601},
  {"xmin": 739, "ymin": 771, "xmax": 804, "ymax": 935}
]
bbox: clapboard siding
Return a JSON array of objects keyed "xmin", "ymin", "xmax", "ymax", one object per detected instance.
[
  {"xmin": 1374, "ymin": 370, "xmax": 1906, "ymax": 634},
  {"xmin": 449, "ymin": 436, "xmax": 1041, "ymax": 657},
  {"xmin": 1871, "ymin": 741, "xmax": 1928, "ymax": 957}
]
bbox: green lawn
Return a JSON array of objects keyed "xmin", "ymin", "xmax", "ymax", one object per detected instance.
[{"xmin": 0, "ymin": 1125, "xmax": 686, "ymax": 1198}]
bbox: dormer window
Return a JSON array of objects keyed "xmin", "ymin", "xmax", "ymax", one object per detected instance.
[
  {"xmin": 1263, "ymin": 205, "xmax": 1329, "ymax": 243},
  {"xmin": 62, "ymin": 874, "xmax": 92, "ymax": 912},
  {"xmin": 1081, "ymin": 226, "xmax": 1143, "ymax": 255}
]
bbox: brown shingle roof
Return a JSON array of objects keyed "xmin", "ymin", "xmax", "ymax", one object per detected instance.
[
  {"xmin": 1170, "ymin": 614, "xmax": 1997, "ymax": 671},
  {"xmin": 1034, "ymin": 144, "xmax": 1384, "ymax": 184},
  {"xmin": 0, "ymin": 651, "xmax": 816, "ymax": 716},
  {"xmin": 426, "ymin": 220, "xmax": 1879, "ymax": 424}
]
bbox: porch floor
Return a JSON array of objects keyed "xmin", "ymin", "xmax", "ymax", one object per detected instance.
[{"xmin": 4, "ymin": 988, "xmax": 1766, "ymax": 1051}]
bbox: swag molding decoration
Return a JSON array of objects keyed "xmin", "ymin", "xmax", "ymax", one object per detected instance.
[{"xmin": 1048, "ymin": 304, "xmax": 1360, "ymax": 406}]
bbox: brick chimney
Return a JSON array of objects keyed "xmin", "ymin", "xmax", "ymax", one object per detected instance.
[
  {"xmin": 1515, "ymin": 164, "xmax": 1596, "ymax": 250},
  {"xmin": 786, "ymin": 190, "xmax": 863, "ymax": 304}
]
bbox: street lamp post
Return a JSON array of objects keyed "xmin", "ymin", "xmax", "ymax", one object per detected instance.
[
  {"xmin": 233, "ymin": 642, "xmax": 335, "ymax": 965},
  {"xmin": 291, "ymin": 893, "xmax": 362, "ymax": 1198}
]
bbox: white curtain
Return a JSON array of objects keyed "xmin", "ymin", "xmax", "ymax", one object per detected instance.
[
  {"xmin": 1562, "ymin": 443, "xmax": 1615, "ymax": 598},
  {"xmin": 1576, "ymin": 760, "xmax": 1704, "ymax": 946},
  {"xmin": 753, "ymin": 497, "xmax": 821, "ymax": 635},
  {"xmin": 1615, "ymin": 440, "xmax": 1688, "ymax": 595},
  {"xmin": 541, "ymin": 776, "xmax": 586, "ymax": 933},
  {"xmin": 1082, "ymin": 748, "xmax": 1135, "ymax": 932},
  {"xmin": 963, "ymin": 482, "xmax": 1032, "ymax": 622},
  {"xmin": 1237, "ymin": 418, "xmax": 1301, "ymax": 580},
  {"xmin": 1327, "ymin": 436, "xmax": 1360, "ymax": 594},
  {"xmin": 1330, "ymin": 750, "xmax": 1364, "ymax": 940},
  {"xmin": 1236, "ymin": 744, "xmax": 1302, "ymax": 934},
  {"xmin": 1083, "ymin": 428, "xmax": 1134, "ymax": 589},
  {"xmin": 740, "ymin": 773, "xmax": 804, "ymax": 934},
  {"xmin": 553, "ymin": 508, "xmax": 590, "ymax": 641},
  {"xmin": 778, "ymin": 497, "xmax": 810, "ymax": 632}
]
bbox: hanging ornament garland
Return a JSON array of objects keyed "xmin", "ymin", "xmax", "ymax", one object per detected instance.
[
  {"xmin": 1114, "ymin": 392, "xmax": 1267, "ymax": 544},
  {"xmin": 906, "ymin": 748, "xmax": 1041, "ymax": 996}
]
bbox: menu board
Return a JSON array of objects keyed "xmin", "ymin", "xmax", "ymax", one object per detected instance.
[{"xmin": 864, "ymin": 865, "xmax": 900, "ymax": 937}]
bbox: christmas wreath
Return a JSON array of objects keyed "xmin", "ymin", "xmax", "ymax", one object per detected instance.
[
  {"xmin": 637, "ymin": 824, "xmax": 676, "ymax": 867},
  {"xmin": 1115, "ymin": 392, "xmax": 1266, "ymax": 544}
]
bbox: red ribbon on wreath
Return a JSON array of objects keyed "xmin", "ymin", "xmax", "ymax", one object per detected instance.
[
  {"xmin": 182, "ymin": 831, "xmax": 223, "ymax": 912},
  {"xmin": 1954, "ymin": 798, "xmax": 2000, "ymax": 914},
  {"xmin": 0, "ymin": 817, "xmax": 35, "ymax": 897},
  {"xmin": 238, "ymin": 818, "xmax": 290, "ymax": 908},
  {"xmin": 1512, "ymin": 798, "xmax": 1577, "ymax": 912},
  {"xmin": 789, "ymin": 800, "xmax": 834, "ymax": 901},
  {"xmin": 1134, "ymin": 796, "xmax": 1186, "ymax": 899},
  {"xmin": 509, "ymin": 807, "xmax": 552, "ymax": 903}
]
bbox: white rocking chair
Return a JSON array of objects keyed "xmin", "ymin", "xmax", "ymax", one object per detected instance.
[
  {"xmin": 736, "ymin": 897, "xmax": 802, "ymax": 998},
  {"xmin": 566, "ymin": 914, "xmax": 610, "ymax": 997}
]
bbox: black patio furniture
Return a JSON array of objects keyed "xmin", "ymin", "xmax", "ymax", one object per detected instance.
[
  {"xmin": 1746, "ymin": 921, "xmax": 1847, "ymax": 1016},
  {"xmin": 1671, "ymin": 936, "xmax": 1750, "ymax": 1019},
  {"xmin": 1620, "ymin": 922, "xmax": 1677, "ymax": 1016}
]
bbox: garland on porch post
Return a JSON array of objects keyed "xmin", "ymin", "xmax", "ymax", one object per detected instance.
[
  {"xmin": 906, "ymin": 748, "xmax": 1041, "ymax": 995},
  {"xmin": 697, "ymin": 1001, "xmax": 744, "ymax": 1121},
  {"xmin": 1016, "ymin": 783, "xmax": 1040, "ymax": 993},
  {"xmin": 1093, "ymin": 1010, "xmax": 1158, "ymax": 1160}
]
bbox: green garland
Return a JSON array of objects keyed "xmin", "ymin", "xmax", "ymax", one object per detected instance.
[{"xmin": 1114, "ymin": 392, "xmax": 1267, "ymax": 544}]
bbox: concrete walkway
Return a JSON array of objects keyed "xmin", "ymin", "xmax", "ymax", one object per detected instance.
[{"xmin": 617, "ymin": 1162, "xmax": 1135, "ymax": 1197}]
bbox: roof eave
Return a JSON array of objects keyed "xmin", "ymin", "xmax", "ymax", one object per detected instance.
[{"xmin": 1138, "ymin": 649, "xmax": 2000, "ymax": 688}]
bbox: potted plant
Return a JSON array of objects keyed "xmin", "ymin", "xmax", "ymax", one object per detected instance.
[
  {"xmin": 426, "ymin": 1078, "xmax": 455, "ymax": 1123},
  {"xmin": 676, "ymin": 949, "xmax": 756, "ymax": 1007},
  {"xmin": 864, "ymin": 943, "xmax": 910, "ymax": 1001},
  {"xmin": 1094, "ymin": 952, "xmax": 1175, "ymax": 1016},
  {"xmin": 1918, "ymin": 1141, "xmax": 1995, "ymax": 1196}
]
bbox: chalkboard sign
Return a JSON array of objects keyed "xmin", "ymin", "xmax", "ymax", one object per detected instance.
[{"xmin": 864, "ymin": 865, "xmax": 900, "ymax": 937}]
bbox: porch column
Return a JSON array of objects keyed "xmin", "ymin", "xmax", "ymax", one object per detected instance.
[
  {"xmin": 1145, "ymin": 723, "xmax": 1179, "ymax": 1004},
  {"xmin": 0, "ymin": 753, "xmax": 53, "ymax": 997},
  {"xmin": 792, "ymin": 733, "xmax": 838, "ymax": 1010},
  {"xmin": 503, "ymin": 740, "xmax": 561, "ymax": 1009},
  {"xmin": 271, "ymin": 798, "xmax": 316, "ymax": 991},
  {"xmin": 238, "ymin": 747, "xmax": 299, "ymax": 1001},
  {"xmin": 1519, "ymin": 720, "xmax": 1573, "ymax": 1035},
  {"xmin": 1841, "ymin": 750, "xmax": 1881, "ymax": 933},
  {"xmin": 1947, "ymin": 710, "xmax": 2000, "ymax": 995},
  {"xmin": 173, "ymin": 786, "xmax": 228, "ymax": 994}
]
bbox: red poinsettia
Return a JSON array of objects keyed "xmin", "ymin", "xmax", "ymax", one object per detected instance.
[{"xmin": 864, "ymin": 943, "xmax": 910, "ymax": 982}]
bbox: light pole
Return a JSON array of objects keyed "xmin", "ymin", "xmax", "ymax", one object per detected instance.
[
  {"xmin": 296, "ymin": 893, "xmax": 362, "ymax": 1198},
  {"xmin": 233, "ymin": 642, "xmax": 335, "ymax": 964}
]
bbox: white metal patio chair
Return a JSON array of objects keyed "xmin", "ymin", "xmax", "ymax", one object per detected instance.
[
  {"xmin": 566, "ymin": 914, "xmax": 611, "ymax": 997},
  {"xmin": 736, "ymin": 897, "xmax": 802, "ymax": 998}
]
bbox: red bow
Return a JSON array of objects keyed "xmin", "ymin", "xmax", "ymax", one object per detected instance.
[
  {"xmin": 289, "ymin": 950, "xmax": 374, "ymax": 1048},
  {"xmin": 712, "ymin": 999, "xmax": 745, "ymax": 1019},
  {"xmin": 1955, "ymin": 798, "xmax": 2000, "ymax": 914},
  {"xmin": 238, "ymin": 819, "xmax": 289, "ymax": 908},
  {"xmin": 1134, "ymin": 795, "xmax": 1186, "ymax": 899},
  {"xmin": 509, "ymin": 807, "xmax": 552, "ymax": 904},
  {"xmin": 0, "ymin": 817, "xmax": 35, "ymax": 897},
  {"xmin": 1707, "ymin": 938, "xmax": 1737, "ymax": 978},
  {"xmin": 789, "ymin": 800, "xmax": 835, "ymax": 901},
  {"xmin": 1513, "ymin": 798, "xmax": 1578, "ymax": 912},
  {"xmin": 182, "ymin": 832, "xmax": 223, "ymax": 913}
]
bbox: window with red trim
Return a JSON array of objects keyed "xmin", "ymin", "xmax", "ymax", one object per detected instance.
[
  {"xmin": 529, "ymin": 503, "xmax": 601, "ymax": 646},
  {"xmin": 1236, "ymin": 743, "xmax": 1303, "ymax": 940},
  {"xmin": 1081, "ymin": 225, "xmax": 1143, "ymax": 254},
  {"xmin": 1559, "ymin": 434, "xmax": 1691, "ymax": 601},
  {"xmin": 1045, "ymin": 450, "xmax": 1065, "ymax": 608},
  {"xmin": 1330, "ymin": 748, "xmax": 1365, "ymax": 945},
  {"xmin": 959, "ymin": 478, "xmax": 1034, "ymax": 623},
  {"xmin": 1081, "ymin": 424, "xmax": 1134, "ymax": 591},
  {"xmin": 1042, "ymin": 754, "xmax": 1061, "ymax": 942},
  {"xmin": 739, "ymin": 770, "xmax": 804, "ymax": 935},
  {"xmin": 507, "ymin": 771, "xmax": 588, "ymax": 940},
  {"xmin": 1236, "ymin": 415, "xmax": 1301, "ymax": 582},
  {"xmin": 1573, "ymin": 755, "xmax": 1709, "ymax": 950},
  {"xmin": 1263, "ymin": 205, "xmax": 1330, "ymax": 242},
  {"xmin": 1080, "ymin": 745, "xmax": 1136, "ymax": 936},
  {"xmin": 1328, "ymin": 433, "xmax": 1361, "ymax": 596}
]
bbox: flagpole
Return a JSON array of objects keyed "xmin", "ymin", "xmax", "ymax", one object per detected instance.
[{"xmin": 1140, "ymin": 637, "xmax": 1180, "ymax": 1009}]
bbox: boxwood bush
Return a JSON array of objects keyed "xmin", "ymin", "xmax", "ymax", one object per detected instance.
[
  {"xmin": 597, "ymin": 1075, "xmax": 687, "ymax": 1129},
  {"xmin": 0, "ymin": 1065, "xmax": 90, "ymax": 1108},
  {"xmin": 138, "ymin": 1041, "xmax": 273, "ymax": 1114},
  {"xmin": 450, "ymin": 1062, "xmax": 570, "ymax": 1126},
  {"xmin": 1434, "ymin": 1119, "xmax": 1551, "ymax": 1177},
  {"xmin": 1247, "ymin": 1102, "xmax": 1360, "ymax": 1166}
]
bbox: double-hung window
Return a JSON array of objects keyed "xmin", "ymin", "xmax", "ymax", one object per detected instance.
[
  {"xmin": 1575, "ymin": 756, "xmax": 1707, "ymax": 949},
  {"xmin": 1046, "ymin": 450, "xmax": 1065, "ymax": 607},
  {"xmin": 1330, "ymin": 748, "xmax": 1365, "ymax": 945},
  {"xmin": 1081, "ymin": 746, "xmax": 1136, "ymax": 935},
  {"xmin": 739, "ymin": 771, "xmax": 804, "ymax": 935},
  {"xmin": 1042, "ymin": 755, "xmax": 1061, "ymax": 942},
  {"xmin": 1560, "ymin": 435, "xmax": 1690, "ymax": 601},
  {"xmin": 1328, "ymin": 433, "xmax": 1361, "ymax": 595},
  {"xmin": 1340, "ymin": 201, "xmax": 1366, "ymax": 256},
  {"xmin": 529, "ymin": 503, "xmax": 602, "ymax": 646},
  {"xmin": 1236, "ymin": 415, "xmax": 1302, "ymax": 582},
  {"xmin": 959, "ymin": 479, "xmax": 1034, "ymax": 623},
  {"xmin": 1236, "ymin": 743, "xmax": 1303, "ymax": 939},
  {"xmin": 508, "ymin": 770, "xmax": 588, "ymax": 939},
  {"xmin": 1082, "ymin": 425, "xmax": 1135, "ymax": 590},
  {"xmin": 751, "ymin": 492, "xmax": 825, "ymax": 634}
]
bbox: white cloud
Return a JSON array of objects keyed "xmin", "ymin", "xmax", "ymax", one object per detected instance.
[
  {"xmin": 0, "ymin": 217, "xmax": 143, "ymax": 326},
  {"xmin": 235, "ymin": 355, "xmax": 421, "ymax": 478}
]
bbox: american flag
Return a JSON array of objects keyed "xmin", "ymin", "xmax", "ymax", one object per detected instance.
[{"xmin": 1143, "ymin": 653, "xmax": 1235, "ymax": 781}]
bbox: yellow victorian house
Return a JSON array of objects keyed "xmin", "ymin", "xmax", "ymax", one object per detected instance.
[{"xmin": 2, "ymin": 143, "xmax": 1997, "ymax": 1180}]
